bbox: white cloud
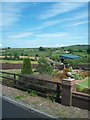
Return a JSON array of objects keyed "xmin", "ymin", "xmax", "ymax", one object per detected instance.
[
  {"xmin": 52, "ymin": 44, "xmax": 65, "ymax": 47},
  {"xmin": 71, "ymin": 21, "xmax": 88, "ymax": 26},
  {"xmin": 36, "ymin": 33, "xmax": 67, "ymax": 38},
  {"xmin": 32, "ymin": 19, "xmax": 64, "ymax": 30},
  {"xmin": 1, "ymin": 3, "xmax": 24, "ymax": 28},
  {"xmin": 32, "ymin": 13, "xmax": 88, "ymax": 31},
  {"xmin": 0, "ymin": 44, "xmax": 2, "ymax": 47},
  {"xmin": 73, "ymin": 12, "xmax": 88, "ymax": 20},
  {"xmin": 39, "ymin": 3, "xmax": 86, "ymax": 20},
  {"xmin": 8, "ymin": 32, "xmax": 33, "ymax": 39},
  {"xmin": 32, "ymin": 5, "xmax": 88, "ymax": 31}
]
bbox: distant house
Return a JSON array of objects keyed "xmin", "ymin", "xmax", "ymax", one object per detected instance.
[
  {"xmin": 50, "ymin": 61, "xmax": 64, "ymax": 70},
  {"xmin": 64, "ymin": 50, "xmax": 69, "ymax": 54}
]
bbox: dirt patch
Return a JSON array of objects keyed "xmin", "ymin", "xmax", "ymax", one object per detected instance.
[{"xmin": 1, "ymin": 84, "xmax": 89, "ymax": 119}]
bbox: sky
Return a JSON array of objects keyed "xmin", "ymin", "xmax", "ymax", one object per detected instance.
[{"xmin": 0, "ymin": 2, "xmax": 89, "ymax": 48}]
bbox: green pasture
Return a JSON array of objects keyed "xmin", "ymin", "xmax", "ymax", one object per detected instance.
[{"xmin": 2, "ymin": 48, "xmax": 50, "ymax": 57}]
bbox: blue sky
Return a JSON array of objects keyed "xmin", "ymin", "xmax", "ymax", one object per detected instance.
[{"xmin": 1, "ymin": 2, "xmax": 88, "ymax": 48}]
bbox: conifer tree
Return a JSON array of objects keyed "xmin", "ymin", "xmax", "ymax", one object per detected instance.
[{"xmin": 21, "ymin": 58, "xmax": 33, "ymax": 75}]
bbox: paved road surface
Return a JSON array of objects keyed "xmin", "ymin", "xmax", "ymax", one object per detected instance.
[{"xmin": 1, "ymin": 96, "xmax": 56, "ymax": 119}]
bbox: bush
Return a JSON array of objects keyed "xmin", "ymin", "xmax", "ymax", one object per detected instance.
[
  {"xmin": 72, "ymin": 72, "xmax": 83, "ymax": 80},
  {"xmin": 21, "ymin": 58, "xmax": 33, "ymax": 75},
  {"xmin": 76, "ymin": 84, "xmax": 90, "ymax": 94},
  {"xmin": 79, "ymin": 72, "xmax": 88, "ymax": 79},
  {"xmin": 72, "ymin": 71, "xmax": 88, "ymax": 80},
  {"xmin": 37, "ymin": 57, "xmax": 53, "ymax": 75},
  {"xmin": 53, "ymin": 69, "xmax": 68, "ymax": 82}
]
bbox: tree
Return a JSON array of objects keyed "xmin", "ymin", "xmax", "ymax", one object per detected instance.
[
  {"xmin": 38, "ymin": 47, "xmax": 46, "ymax": 51},
  {"xmin": 8, "ymin": 53, "xmax": 12, "ymax": 59},
  {"xmin": 35, "ymin": 54, "xmax": 39, "ymax": 57},
  {"xmin": 87, "ymin": 49, "xmax": 90, "ymax": 54},
  {"xmin": 14, "ymin": 53, "xmax": 19, "ymax": 59},
  {"xmin": 21, "ymin": 53, "xmax": 24, "ymax": 56},
  {"xmin": 37, "ymin": 57, "xmax": 53, "ymax": 75},
  {"xmin": 68, "ymin": 49, "xmax": 74, "ymax": 53},
  {"xmin": 78, "ymin": 49, "xmax": 83, "ymax": 52},
  {"xmin": 7, "ymin": 47, "xmax": 11, "ymax": 49},
  {"xmin": 21, "ymin": 58, "xmax": 33, "ymax": 75},
  {"xmin": 35, "ymin": 54, "xmax": 39, "ymax": 60},
  {"xmin": 4, "ymin": 54, "xmax": 7, "ymax": 59}
]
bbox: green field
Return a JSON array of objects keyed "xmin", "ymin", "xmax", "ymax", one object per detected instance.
[
  {"xmin": 0, "ymin": 60, "xmax": 38, "ymax": 64},
  {"xmin": 0, "ymin": 45, "xmax": 90, "ymax": 65},
  {"xmin": 1, "ymin": 48, "xmax": 51, "ymax": 57}
]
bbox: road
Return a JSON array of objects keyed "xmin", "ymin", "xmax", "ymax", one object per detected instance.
[{"xmin": 1, "ymin": 96, "xmax": 56, "ymax": 119}]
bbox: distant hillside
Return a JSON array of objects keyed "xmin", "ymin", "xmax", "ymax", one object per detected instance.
[
  {"xmin": 1, "ymin": 45, "xmax": 89, "ymax": 52},
  {"xmin": 61, "ymin": 45, "xmax": 89, "ymax": 50}
]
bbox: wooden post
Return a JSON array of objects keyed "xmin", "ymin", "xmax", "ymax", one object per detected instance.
[
  {"xmin": 56, "ymin": 84, "xmax": 61, "ymax": 102},
  {"xmin": 14, "ymin": 74, "xmax": 16, "ymax": 79},
  {"xmin": 13, "ymin": 74, "xmax": 16, "ymax": 86}
]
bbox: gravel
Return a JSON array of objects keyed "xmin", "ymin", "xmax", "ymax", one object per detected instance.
[{"xmin": 0, "ymin": 84, "xmax": 89, "ymax": 119}]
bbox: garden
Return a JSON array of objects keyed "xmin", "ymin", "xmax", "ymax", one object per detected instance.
[{"xmin": 1, "ymin": 56, "xmax": 89, "ymax": 95}]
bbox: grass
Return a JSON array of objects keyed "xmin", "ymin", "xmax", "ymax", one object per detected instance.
[
  {"xmin": 2, "ymin": 48, "xmax": 50, "ymax": 57},
  {"xmin": 76, "ymin": 77, "xmax": 90, "ymax": 88},
  {"xmin": 76, "ymin": 77, "xmax": 90, "ymax": 94},
  {"xmin": 79, "ymin": 81, "xmax": 89, "ymax": 88},
  {"xmin": 2, "ymin": 69, "xmax": 21, "ymax": 74},
  {"xmin": 2, "ymin": 68, "xmax": 37, "ymax": 74},
  {"xmin": 15, "ymin": 95, "xmax": 25, "ymax": 100},
  {"xmin": 0, "ymin": 59, "xmax": 38, "ymax": 64}
]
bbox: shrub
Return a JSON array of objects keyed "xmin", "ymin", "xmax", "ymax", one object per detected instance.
[
  {"xmin": 72, "ymin": 71, "xmax": 88, "ymax": 80},
  {"xmin": 63, "ymin": 68, "xmax": 71, "ymax": 73},
  {"xmin": 53, "ymin": 71, "xmax": 68, "ymax": 82},
  {"xmin": 37, "ymin": 57, "xmax": 53, "ymax": 75},
  {"xmin": 72, "ymin": 72, "xmax": 83, "ymax": 80},
  {"xmin": 76, "ymin": 84, "xmax": 90, "ymax": 94},
  {"xmin": 79, "ymin": 72, "xmax": 88, "ymax": 79},
  {"xmin": 82, "ymin": 88, "xmax": 90, "ymax": 94},
  {"xmin": 21, "ymin": 58, "xmax": 33, "ymax": 75}
]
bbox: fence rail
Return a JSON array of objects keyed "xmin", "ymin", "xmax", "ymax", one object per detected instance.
[
  {"xmin": 0, "ymin": 71, "xmax": 90, "ymax": 110},
  {"xmin": 0, "ymin": 71, "xmax": 61, "ymax": 102}
]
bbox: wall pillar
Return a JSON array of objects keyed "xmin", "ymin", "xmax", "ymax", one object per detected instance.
[{"xmin": 61, "ymin": 78, "xmax": 76, "ymax": 106}]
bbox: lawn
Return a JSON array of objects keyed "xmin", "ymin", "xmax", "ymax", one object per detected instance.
[
  {"xmin": 76, "ymin": 77, "xmax": 90, "ymax": 94},
  {"xmin": 79, "ymin": 80, "xmax": 90, "ymax": 88},
  {"xmin": 76, "ymin": 77, "xmax": 90, "ymax": 88}
]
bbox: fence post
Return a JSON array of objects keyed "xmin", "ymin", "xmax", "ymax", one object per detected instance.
[
  {"xmin": 14, "ymin": 74, "xmax": 16, "ymax": 79},
  {"xmin": 61, "ymin": 78, "xmax": 76, "ymax": 106},
  {"xmin": 13, "ymin": 74, "xmax": 16, "ymax": 86},
  {"xmin": 56, "ymin": 84, "xmax": 61, "ymax": 102}
]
